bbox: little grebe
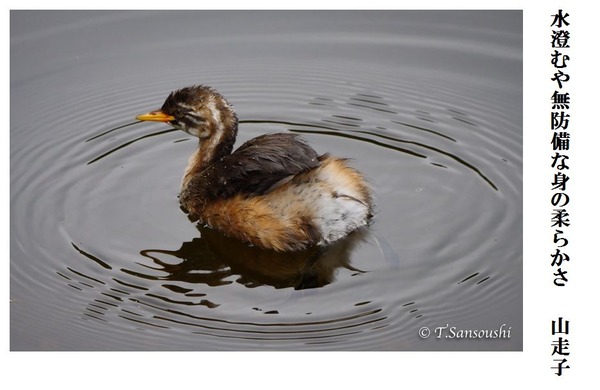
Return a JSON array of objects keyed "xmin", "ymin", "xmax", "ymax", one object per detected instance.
[{"xmin": 136, "ymin": 85, "xmax": 373, "ymax": 251}]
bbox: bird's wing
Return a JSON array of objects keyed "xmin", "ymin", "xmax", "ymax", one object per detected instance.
[{"xmin": 200, "ymin": 133, "xmax": 321, "ymax": 199}]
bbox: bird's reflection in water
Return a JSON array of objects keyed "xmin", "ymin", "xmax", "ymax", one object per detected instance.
[{"xmin": 140, "ymin": 224, "xmax": 369, "ymax": 290}]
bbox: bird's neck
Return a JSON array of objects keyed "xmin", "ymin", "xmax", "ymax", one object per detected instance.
[{"xmin": 181, "ymin": 117, "xmax": 238, "ymax": 189}]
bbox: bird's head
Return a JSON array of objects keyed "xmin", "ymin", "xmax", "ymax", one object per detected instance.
[{"xmin": 136, "ymin": 85, "xmax": 238, "ymax": 139}]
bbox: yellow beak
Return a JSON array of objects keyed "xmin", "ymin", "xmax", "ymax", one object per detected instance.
[{"xmin": 136, "ymin": 110, "xmax": 175, "ymax": 123}]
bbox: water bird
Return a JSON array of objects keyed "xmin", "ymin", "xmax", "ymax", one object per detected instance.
[{"xmin": 136, "ymin": 85, "xmax": 373, "ymax": 251}]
